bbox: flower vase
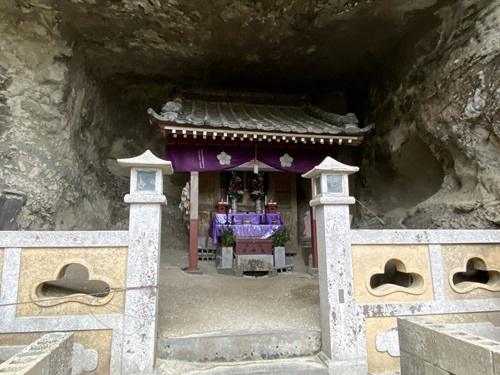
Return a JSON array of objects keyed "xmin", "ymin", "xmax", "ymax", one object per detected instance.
[
  {"xmin": 231, "ymin": 198, "xmax": 238, "ymax": 213},
  {"xmin": 255, "ymin": 199, "xmax": 263, "ymax": 214}
]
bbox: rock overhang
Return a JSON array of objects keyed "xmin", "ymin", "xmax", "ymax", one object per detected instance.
[{"xmin": 5, "ymin": 0, "xmax": 453, "ymax": 92}]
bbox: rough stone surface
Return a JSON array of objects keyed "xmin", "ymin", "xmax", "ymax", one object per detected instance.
[
  {"xmin": 400, "ymin": 350, "xmax": 426, "ymax": 375},
  {"xmin": 158, "ymin": 254, "xmax": 320, "ymax": 339},
  {"xmin": 0, "ymin": 2, "xmax": 128, "ymax": 231},
  {"xmin": 0, "ymin": 346, "xmax": 24, "ymax": 363},
  {"xmin": 236, "ymin": 254, "xmax": 274, "ymax": 272},
  {"xmin": 120, "ymin": 160, "xmax": 170, "ymax": 374},
  {"xmin": 0, "ymin": 332, "xmax": 73, "ymax": 375},
  {"xmin": 220, "ymin": 246, "xmax": 233, "ymax": 269},
  {"xmin": 0, "ymin": 188, "xmax": 26, "ymax": 230},
  {"xmin": 273, "ymin": 246, "xmax": 286, "ymax": 268},
  {"xmin": 309, "ymin": 186, "xmax": 368, "ymax": 373},
  {"xmin": 157, "ymin": 356, "xmax": 328, "ymax": 375},
  {"xmin": 450, "ymin": 322, "xmax": 500, "ymax": 342},
  {"xmin": 398, "ymin": 318, "xmax": 500, "ymax": 375},
  {"xmin": 358, "ymin": 0, "xmax": 500, "ymax": 229},
  {"xmin": 157, "ymin": 329, "xmax": 321, "ymax": 362}
]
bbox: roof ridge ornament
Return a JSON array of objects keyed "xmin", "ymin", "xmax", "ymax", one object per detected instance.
[
  {"xmin": 304, "ymin": 104, "xmax": 359, "ymax": 127},
  {"xmin": 160, "ymin": 97, "xmax": 184, "ymax": 121}
]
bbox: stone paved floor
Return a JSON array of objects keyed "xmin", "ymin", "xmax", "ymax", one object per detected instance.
[{"xmin": 158, "ymin": 247, "xmax": 321, "ymax": 338}]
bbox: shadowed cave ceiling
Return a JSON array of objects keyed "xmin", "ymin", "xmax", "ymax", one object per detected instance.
[{"xmin": 51, "ymin": 0, "xmax": 441, "ymax": 90}]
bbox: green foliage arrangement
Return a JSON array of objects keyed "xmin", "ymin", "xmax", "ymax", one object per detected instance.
[
  {"xmin": 219, "ymin": 226, "xmax": 236, "ymax": 247},
  {"xmin": 270, "ymin": 227, "xmax": 290, "ymax": 247}
]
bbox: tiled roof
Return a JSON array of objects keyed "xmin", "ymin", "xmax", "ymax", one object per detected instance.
[{"xmin": 148, "ymin": 96, "xmax": 374, "ymax": 136}]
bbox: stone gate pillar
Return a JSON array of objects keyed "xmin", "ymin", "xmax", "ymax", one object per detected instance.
[
  {"xmin": 118, "ymin": 150, "xmax": 173, "ymax": 374},
  {"xmin": 302, "ymin": 157, "xmax": 367, "ymax": 375}
]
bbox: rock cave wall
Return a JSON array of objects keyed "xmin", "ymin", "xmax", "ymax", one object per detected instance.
[
  {"xmin": 0, "ymin": 9, "xmax": 126, "ymax": 231},
  {"xmin": 0, "ymin": 0, "xmax": 498, "ymax": 242},
  {"xmin": 0, "ymin": 5, "xmax": 77, "ymax": 230},
  {"xmin": 359, "ymin": 0, "xmax": 500, "ymax": 228},
  {"xmin": 0, "ymin": 3, "xmax": 187, "ymax": 245}
]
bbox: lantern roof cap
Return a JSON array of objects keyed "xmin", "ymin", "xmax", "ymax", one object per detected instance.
[
  {"xmin": 118, "ymin": 150, "xmax": 173, "ymax": 174},
  {"xmin": 301, "ymin": 156, "xmax": 359, "ymax": 179}
]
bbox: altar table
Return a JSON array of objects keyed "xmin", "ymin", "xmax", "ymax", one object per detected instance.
[{"xmin": 210, "ymin": 213, "xmax": 284, "ymax": 244}]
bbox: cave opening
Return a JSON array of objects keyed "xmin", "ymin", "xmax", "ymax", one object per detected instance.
[
  {"xmin": 58, "ymin": 1, "xmax": 447, "ymax": 234},
  {"xmin": 2, "ymin": 0, "xmax": 497, "ymax": 233}
]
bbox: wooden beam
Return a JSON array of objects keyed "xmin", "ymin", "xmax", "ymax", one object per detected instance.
[
  {"xmin": 310, "ymin": 180, "xmax": 318, "ymax": 269},
  {"xmin": 290, "ymin": 173, "xmax": 298, "ymax": 253},
  {"xmin": 189, "ymin": 171, "xmax": 199, "ymax": 272}
]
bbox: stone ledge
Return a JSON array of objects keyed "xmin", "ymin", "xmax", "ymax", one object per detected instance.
[
  {"xmin": 398, "ymin": 317, "xmax": 500, "ymax": 375},
  {"xmin": 0, "ymin": 332, "xmax": 73, "ymax": 375},
  {"xmin": 351, "ymin": 229, "xmax": 500, "ymax": 245},
  {"xmin": 0, "ymin": 231, "xmax": 129, "ymax": 248},
  {"xmin": 157, "ymin": 329, "xmax": 322, "ymax": 362}
]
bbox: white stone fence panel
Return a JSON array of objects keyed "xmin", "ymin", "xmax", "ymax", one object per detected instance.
[
  {"xmin": 303, "ymin": 157, "xmax": 500, "ymax": 374},
  {"xmin": 0, "ymin": 150, "xmax": 172, "ymax": 375},
  {"xmin": 349, "ymin": 229, "xmax": 500, "ymax": 374},
  {"xmin": 0, "ymin": 231, "xmax": 130, "ymax": 374}
]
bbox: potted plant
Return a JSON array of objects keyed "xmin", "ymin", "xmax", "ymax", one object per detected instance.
[
  {"xmin": 270, "ymin": 227, "xmax": 289, "ymax": 268},
  {"xmin": 270, "ymin": 227, "xmax": 290, "ymax": 248},
  {"xmin": 219, "ymin": 226, "xmax": 236, "ymax": 248}
]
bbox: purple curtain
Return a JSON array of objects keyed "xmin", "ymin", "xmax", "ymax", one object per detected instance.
[{"xmin": 165, "ymin": 144, "xmax": 337, "ymax": 173}]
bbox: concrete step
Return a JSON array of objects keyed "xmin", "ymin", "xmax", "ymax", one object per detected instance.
[
  {"xmin": 157, "ymin": 329, "xmax": 321, "ymax": 362},
  {"xmin": 157, "ymin": 355, "xmax": 328, "ymax": 375}
]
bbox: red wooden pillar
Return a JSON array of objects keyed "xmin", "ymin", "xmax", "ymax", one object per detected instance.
[
  {"xmin": 311, "ymin": 206, "xmax": 318, "ymax": 268},
  {"xmin": 188, "ymin": 171, "xmax": 200, "ymax": 272},
  {"xmin": 310, "ymin": 180, "xmax": 318, "ymax": 269}
]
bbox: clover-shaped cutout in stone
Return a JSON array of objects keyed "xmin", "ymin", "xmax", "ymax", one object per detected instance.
[
  {"xmin": 32, "ymin": 263, "xmax": 114, "ymax": 307},
  {"xmin": 451, "ymin": 257, "xmax": 500, "ymax": 294},
  {"xmin": 368, "ymin": 258, "xmax": 425, "ymax": 296}
]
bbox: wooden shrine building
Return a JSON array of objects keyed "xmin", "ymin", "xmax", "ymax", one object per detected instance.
[{"xmin": 148, "ymin": 91, "xmax": 373, "ymax": 272}]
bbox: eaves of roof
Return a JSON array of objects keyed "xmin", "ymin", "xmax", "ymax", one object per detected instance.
[{"xmin": 148, "ymin": 96, "xmax": 374, "ymax": 146}]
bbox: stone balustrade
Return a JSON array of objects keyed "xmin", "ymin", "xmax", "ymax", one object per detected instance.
[
  {"xmin": 350, "ymin": 229, "xmax": 500, "ymax": 374},
  {"xmin": 0, "ymin": 150, "xmax": 172, "ymax": 375}
]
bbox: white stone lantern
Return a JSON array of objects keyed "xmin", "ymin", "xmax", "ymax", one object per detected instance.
[
  {"xmin": 117, "ymin": 149, "xmax": 173, "ymax": 374},
  {"xmin": 118, "ymin": 150, "xmax": 173, "ymax": 202},
  {"xmin": 302, "ymin": 157, "xmax": 367, "ymax": 374},
  {"xmin": 303, "ymin": 156, "xmax": 358, "ymax": 205}
]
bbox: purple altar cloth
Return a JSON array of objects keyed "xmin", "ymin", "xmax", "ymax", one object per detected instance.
[{"xmin": 210, "ymin": 213, "xmax": 284, "ymax": 244}]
